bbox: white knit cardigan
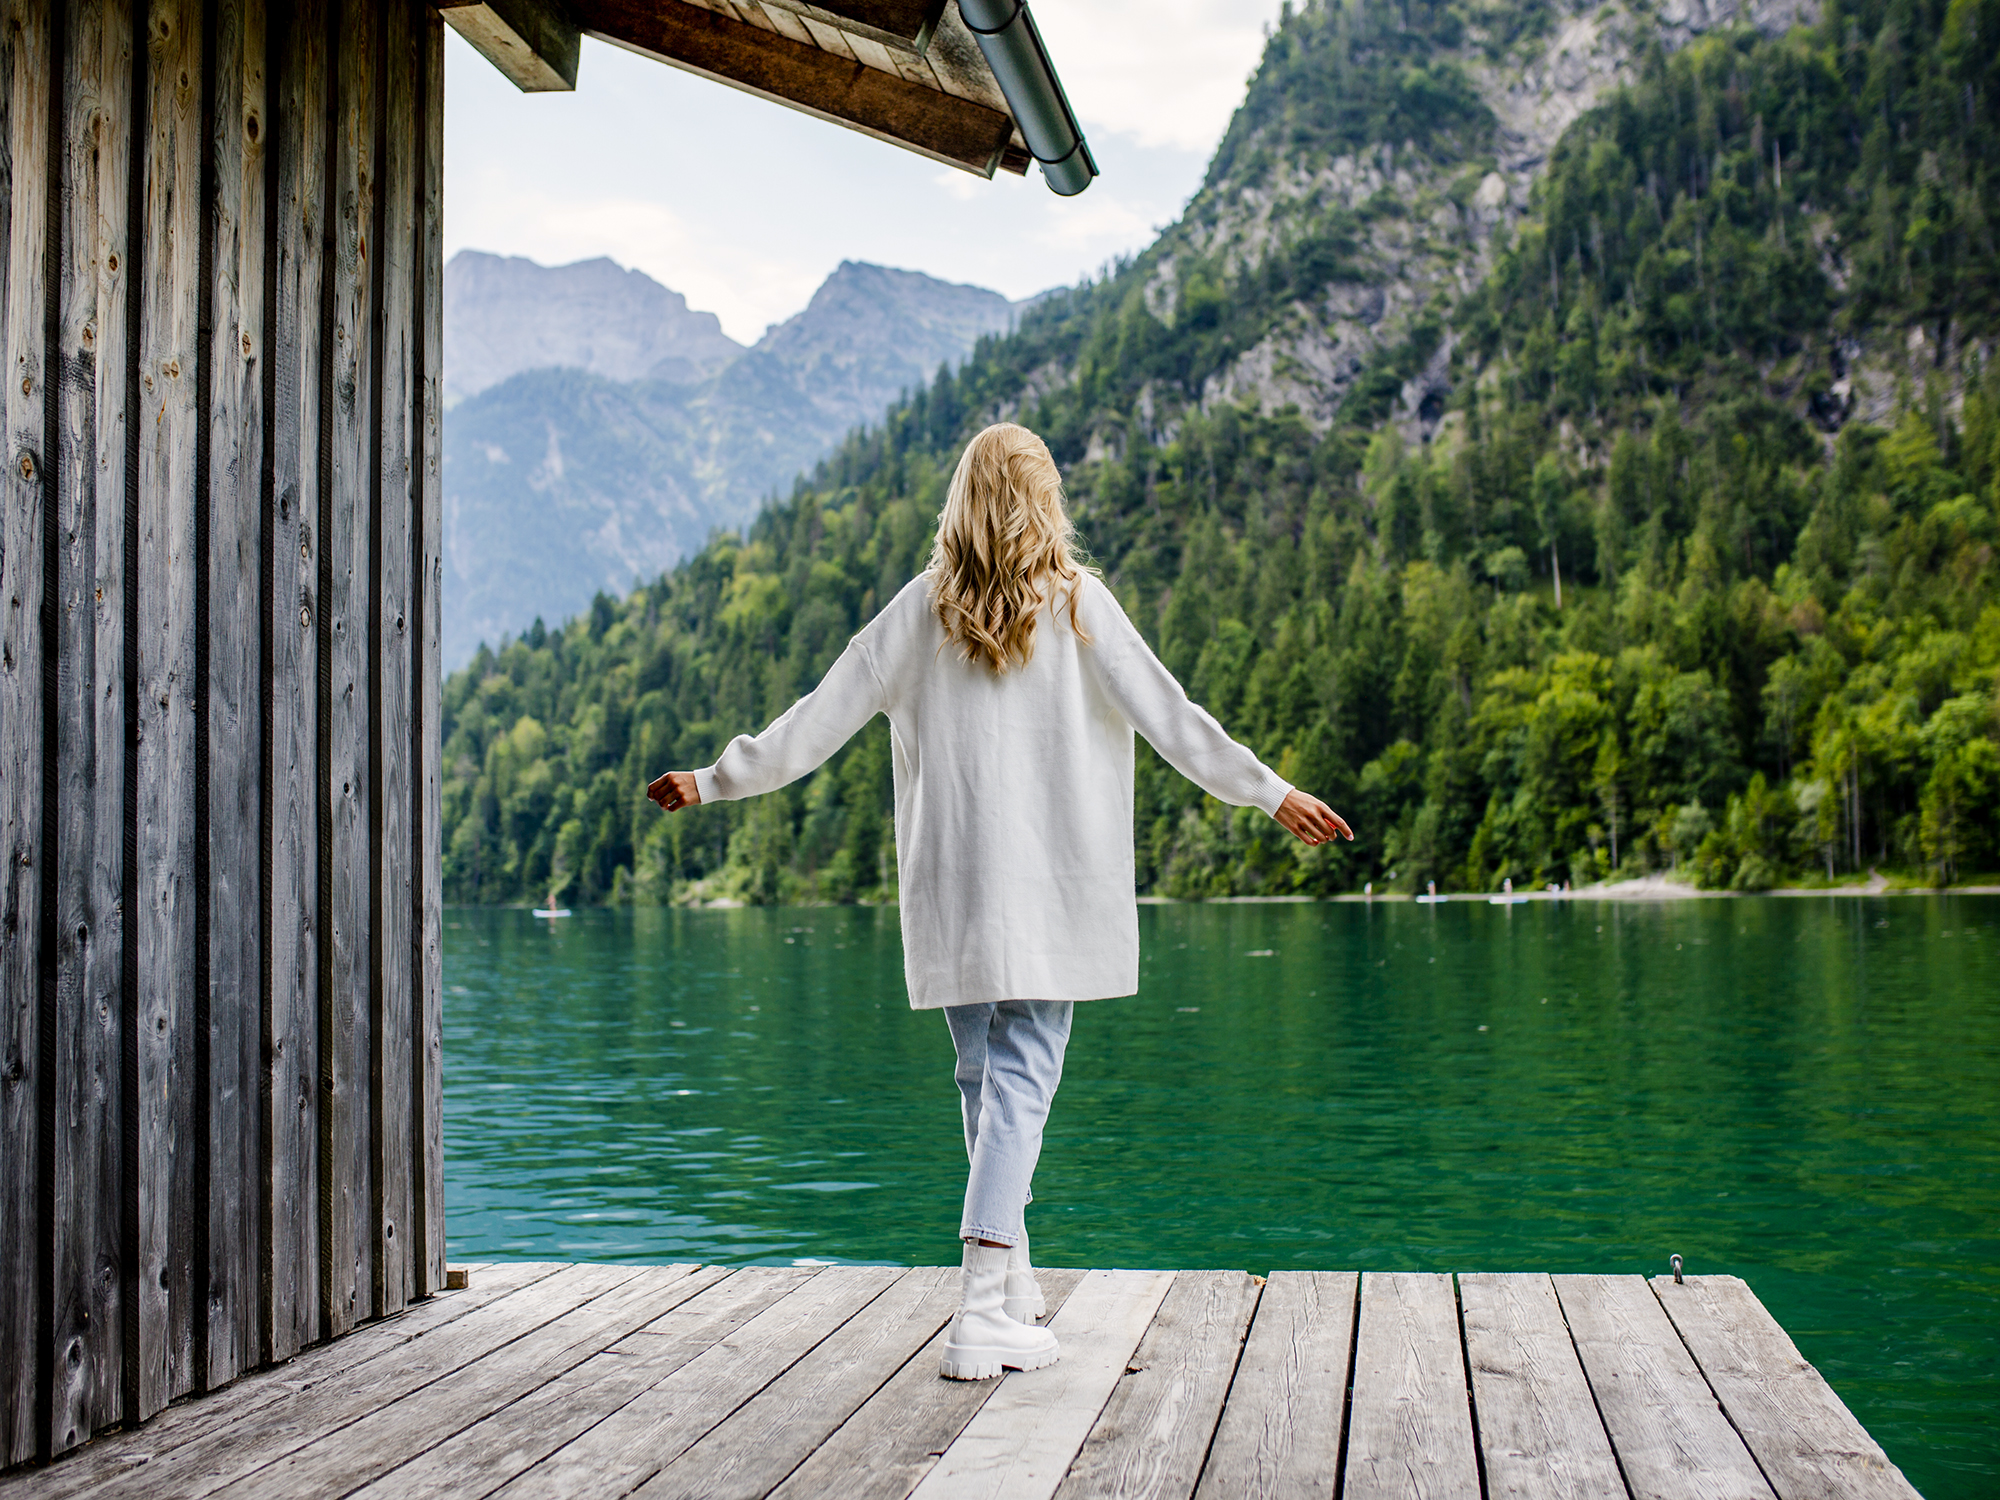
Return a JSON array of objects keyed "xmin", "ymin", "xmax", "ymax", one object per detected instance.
[{"xmin": 692, "ymin": 573, "xmax": 1293, "ymax": 1008}]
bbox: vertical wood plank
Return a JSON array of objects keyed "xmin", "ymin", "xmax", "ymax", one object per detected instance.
[
  {"xmin": 319, "ymin": 0, "xmax": 376, "ymax": 1339},
  {"xmin": 411, "ymin": 0, "xmax": 443, "ymax": 1301},
  {"xmin": 1552, "ymin": 1274, "xmax": 1773, "ymax": 1500},
  {"xmin": 48, "ymin": 0, "xmax": 134, "ymax": 1452},
  {"xmin": 134, "ymin": 0, "xmax": 205, "ymax": 1412},
  {"xmin": 1651, "ymin": 1276, "xmax": 1922, "ymax": 1500},
  {"xmin": 262, "ymin": 0, "xmax": 325, "ymax": 1364},
  {"xmin": 0, "ymin": 0, "xmax": 52, "ymax": 1464},
  {"xmin": 1343, "ymin": 1272, "xmax": 1480, "ymax": 1500},
  {"xmin": 370, "ymin": 0, "xmax": 416, "ymax": 1319},
  {"xmin": 1192, "ymin": 1271, "xmax": 1356, "ymax": 1500},
  {"xmin": 1458, "ymin": 1273, "xmax": 1624, "ymax": 1500},
  {"xmin": 1054, "ymin": 1269, "xmax": 1261, "ymax": 1500},
  {"xmin": 202, "ymin": 0, "xmax": 266, "ymax": 1391}
]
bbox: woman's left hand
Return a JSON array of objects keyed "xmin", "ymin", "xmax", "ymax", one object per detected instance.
[
  {"xmin": 647, "ymin": 771, "xmax": 700, "ymax": 813},
  {"xmin": 1274, "ymin": 789, "xmax": 1353, "ymax": 846}
]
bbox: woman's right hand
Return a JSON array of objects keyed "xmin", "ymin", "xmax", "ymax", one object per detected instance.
[
  {"xmin": 647, "ymin": 771, "xmax": 700, "ymax": 813},
  {"xmin": 1275, "ymin": 789, "xmax": 1352, "ymax": 846}
]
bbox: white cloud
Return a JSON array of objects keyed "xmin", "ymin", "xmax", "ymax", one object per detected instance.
[{"xmin": 1035, "ymin": 0, "xmax": 1274, "ymax": 151}]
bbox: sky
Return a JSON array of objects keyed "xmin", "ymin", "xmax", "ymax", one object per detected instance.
[{"xmin": 442, "ymin": 1, "xmax": 1285, "ymax": 344}]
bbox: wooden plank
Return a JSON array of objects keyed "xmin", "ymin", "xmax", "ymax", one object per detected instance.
[
  {"xmin": 71, "ymin": 1261, "xmax": 659, "ymax": 1500},
  {"xmin": 490, "ymin": 1265, "xmax": 902, "ymax": 1499},
  {"xmin": 1459, "ymin": 1274, "xmax": 1623, "ymax": 1500},
  {"xmin": 1343, "ymin": 1272, "xmax": 1479, "ymax": 1500},
  {"xmin": 320, "ymin": 0, "xmax": 377, "ymax": 1340},
  {"xmin": 46, "ymin": 0, "xmax": 133, "ymax": 1457},
  {"xmin": 263, "ymin": 0, "xmax": 327, "ymax": 1365},
  {"xmin": 1553, "ymin": 1274, "xmax": 1773, "ymax": 1500},
  {"xmin": 751, "ymin": 3, "xmax": 815, "ymax": 47},
  {"xmin": 1192, "ymin": 1271, "xmax": 1355, "ymax": 1500},
  {"xmin": 24, "ymin": 1261, "xmax": 570, "ymax": 1500},
  {"xmin": 797, "ymin": 12, "xmax": 859, "ymax": 62},
  {"xmin": 370, "ymin": 0, "xmax": 418, "ymax": 1323},
  {"xmin": 767, "ymin": 1267, "xmax": 1090, "ymax": 1500},
  {"xmin": 634, "ymin": 1266, "xmax": 959, "ymax": 1500},
  {"xmin": 202, "ymin": 0, "xmax": 269, "ymax": 1394},
  {"xmin": 1651, "ymin": 1276, "xmax": 1921, "ymax": 1500},
  {"xmin": 572, "ymin": 0, "xmax": 1013, "ymax": 176},
  {"xmin": 758, "ymin": 0, "xmax": 947, "ymax": 53},
  {"xmin": 410, "ymin": 0, "xmax": 444, "ymax": 1301},
  {"xmin": 1054, "ymin": 1269, "xmax": 1258, "ymax": 1500},
  {"xmin": 434, "ymin": 0, "xmax": 579, "ymax": 92},
  {"xmin": 134, "ymin": 0, "xmax": 205, "ymax": 1414},
  {"xmin": 0, "ymin": 0, "xmax": 51, "ymax": 1465},
  {"xmin": 214, "ymin": 1264, "xmax": 737, "ymax": 1499},
  {"xmin": 352, "ymin": 1265, "xmax": 818, "ymax": 1500},
  {"xmin": 909, "ymin": 1268, "xmax": 1178, "ymax": 1500}
]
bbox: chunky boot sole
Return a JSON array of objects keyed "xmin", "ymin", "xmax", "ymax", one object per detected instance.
[{"xmin": 939, "ymin": 1337, "xmax": 1059, "ymax": 1381}]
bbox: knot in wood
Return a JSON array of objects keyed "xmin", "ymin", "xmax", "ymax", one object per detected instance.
[{"xmin": 17, "ymin": 452, "xmax": 32, "ymax": 479}]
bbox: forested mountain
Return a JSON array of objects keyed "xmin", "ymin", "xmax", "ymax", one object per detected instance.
[
  {"xmin": 441, "ymin": 0, "xmax": 2000, "ymax": 907},
  {"xmin": 441, "ymin": 260, "xmax": 1022, "ymax": 665}
]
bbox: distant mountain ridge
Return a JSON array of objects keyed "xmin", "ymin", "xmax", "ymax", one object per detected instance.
[
  {"xmin": 444, "ymin": 253, "xmax": 744, "ymax": 403},
  {"xmin": 441, "ymin": 256, "xmax": 1028, "ymax": 666}
]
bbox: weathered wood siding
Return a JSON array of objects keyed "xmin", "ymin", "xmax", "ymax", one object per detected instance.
[{"xmin": 0, "ymin": 0, "xmax": 445, "ymax": 1464}]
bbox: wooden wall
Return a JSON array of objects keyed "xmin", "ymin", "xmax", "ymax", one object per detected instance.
[{"xmin": 0, "ymin": 0, "xmax": 446, "ymax": 1464}]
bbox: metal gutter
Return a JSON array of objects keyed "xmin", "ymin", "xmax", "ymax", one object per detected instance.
[{"xmin": 955, "ymin": 0, "xmax": 1098, "ymax": 195}]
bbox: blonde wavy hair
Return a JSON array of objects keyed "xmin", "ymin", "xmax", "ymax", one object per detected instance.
[{"xmin": 927, "ymin": 423, "xmax": 1094, "ymax": 673}]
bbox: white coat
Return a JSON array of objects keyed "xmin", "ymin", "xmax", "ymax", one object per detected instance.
[{"xmin": 693, "ymin": 572, "xmax": 1292, "ymax": 1007}]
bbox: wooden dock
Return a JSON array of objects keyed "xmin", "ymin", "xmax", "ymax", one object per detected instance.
[{"xmin": 0, "ymin": 1262, "xmax": 1918, "ymax": 1499}]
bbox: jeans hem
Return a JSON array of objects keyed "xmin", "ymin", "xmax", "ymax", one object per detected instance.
[{"xmin": 960, "ymin": 1225, "xmax": 1023, "ymax": 1248}]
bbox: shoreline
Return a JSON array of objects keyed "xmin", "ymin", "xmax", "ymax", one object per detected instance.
[{"xmin": 647, "ymin": 879, "xmax": 2000, "ymax": 911}]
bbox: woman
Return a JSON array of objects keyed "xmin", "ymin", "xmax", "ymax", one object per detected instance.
[{"xmin": 648, "ymin": 423, "xmax": 1352, "ymax": 1380}]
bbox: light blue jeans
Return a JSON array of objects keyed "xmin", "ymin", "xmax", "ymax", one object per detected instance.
[{"xmin": 944, "ymin": 999, "xmax": 1074, "ymax": 1248}]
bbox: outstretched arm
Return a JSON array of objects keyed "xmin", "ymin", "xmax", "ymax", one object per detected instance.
[
  {"xmin": 646, "ymin": 634, "xmax": 886, "ymax": 813},
  {"xmin": 1081, "ymin": 581, "xmax": 1354, "ymax": 846}
]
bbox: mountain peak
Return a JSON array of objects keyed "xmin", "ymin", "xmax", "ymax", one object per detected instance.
[{"xmin": 443, "ymin": 251, "xmax": 745, "ymax": 404}]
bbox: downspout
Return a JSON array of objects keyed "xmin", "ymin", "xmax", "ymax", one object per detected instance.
[{"xmin": 955, "ymin": 0, "xmax": 1098, "ymax": 196}]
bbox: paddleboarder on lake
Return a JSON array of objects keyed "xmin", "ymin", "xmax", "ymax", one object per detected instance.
[{"xmin": 646, "ymin": 421, "xmax": 1352, "ymax": 1380}]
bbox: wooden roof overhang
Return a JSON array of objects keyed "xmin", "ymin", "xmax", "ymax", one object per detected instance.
[{"xmin": 437, "ymin": 0, "xmax": 1093, "ymax": 189}]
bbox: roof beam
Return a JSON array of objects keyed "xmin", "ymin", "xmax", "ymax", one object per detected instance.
[
  {"xmin": 573, "ymin": 0, "xmax": 1016, "ymax": 175},
  {"xmin": 439, "ymin": 0, "xmax": 582, "ymax": 92}
]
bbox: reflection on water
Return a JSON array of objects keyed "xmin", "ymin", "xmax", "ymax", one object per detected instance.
[{"xmin": 443, "ymin": 897, "xmax": 1999, "ymax": 1497}]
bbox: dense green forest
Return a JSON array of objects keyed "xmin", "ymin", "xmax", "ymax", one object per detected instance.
[{"xmin": 442, "ymin": 0, "xmax": 2000, "ymax": 906}]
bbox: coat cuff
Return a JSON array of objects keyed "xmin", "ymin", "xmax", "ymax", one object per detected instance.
[
  {"xmin": 1256, "ymin": 775, "xmax": 1293, "ymax": 819},
  {"xmin": 693, "ymin": 765, "xmax": 722, "ymax": 805}
]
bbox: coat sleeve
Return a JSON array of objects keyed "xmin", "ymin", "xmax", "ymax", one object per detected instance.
[
  {"xmin": 693, "ymin": 633, "xmax": 889, "ymax": 804},
  {"xmin": 1078, "ymin": 578, "xmax": 1293, "ymax": 816}
]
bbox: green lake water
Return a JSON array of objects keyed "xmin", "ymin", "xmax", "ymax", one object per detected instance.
[{"xmin": 442, "ymin": 896, "xmax": 1999, "ymax": 1497}]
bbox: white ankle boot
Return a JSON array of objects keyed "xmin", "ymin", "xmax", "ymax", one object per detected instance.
[
  {"xmin": 940, "ymin": 1242, "xmax": 1060, "ymax": 1380},
  {"xmin": 1004, "ymin": 1232, "xmax": 1046, "ymax": 1323}
]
